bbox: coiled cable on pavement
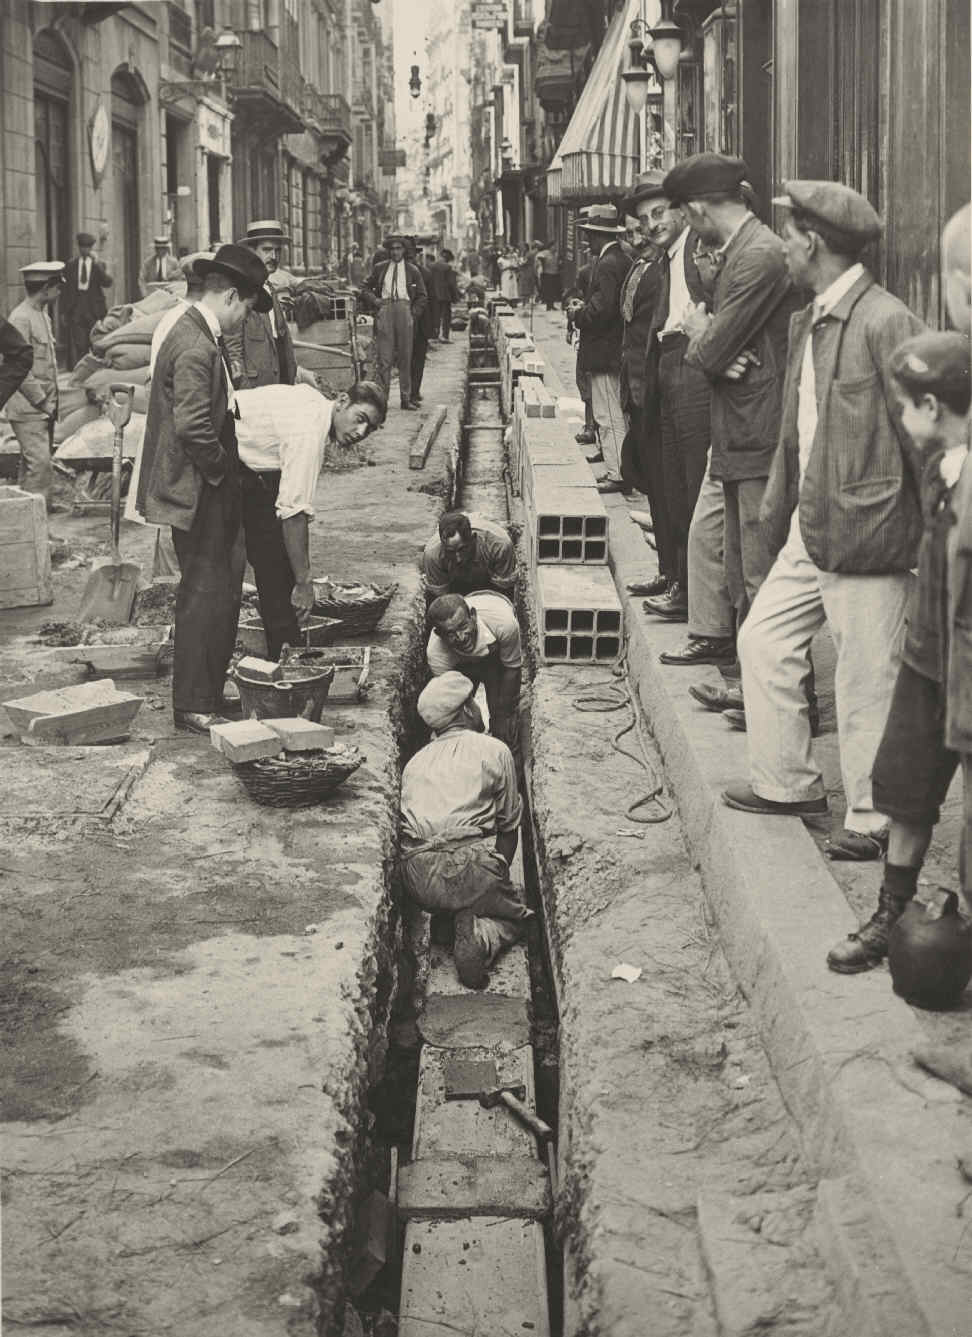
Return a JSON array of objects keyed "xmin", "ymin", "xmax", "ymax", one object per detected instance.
[{"xmin": 570, "ymin": 652, "xmax": 674, "ymax": 824}]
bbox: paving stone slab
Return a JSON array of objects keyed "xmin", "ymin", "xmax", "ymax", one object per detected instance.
[
  {"xmin": 398, "ymin": 1154, "xmax": 550, "ymax": 1219},
  {"xmin": 413, "ymin": 1044, "xmax": 538, "ymax": 1160}
]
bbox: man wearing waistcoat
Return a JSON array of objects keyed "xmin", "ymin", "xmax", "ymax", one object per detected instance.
[
  {"xmin": 62, "ymin": 231, "xmax": 113, "ymax": 367},
  {"xmin": 365, "ymin": 234, "xmax": 428, "ymax": 410},
  {"xmin": 723, "ymin": 181, "xmax": 924, "ymax": 850}
]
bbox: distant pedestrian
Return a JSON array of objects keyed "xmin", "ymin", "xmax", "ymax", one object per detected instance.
[
  {"xmin": 61, "ymin": 231, "xmax": 113, "ymax": 368},
  {"xmin": 365, "ymin": 234, "xmax": 427, "ymax": 410},
  {"xmin": 347, "ymin": 244, "xmax": 366, "ymax": 288},
  {"xmin": 724, "ymin": 181, "xmax": 925, "ymax": 844},
  {"xmin": 498, "ymin": 247, "xmax": 520, "ymax": 304},
  {"xmin": 139, "ymin": 236, "xmax": 180, "ymax": 297},
  {"xmin": 535, "ymin": 242, "xmax": 562, "ymax": 310},
  {"xmin": 429, "ymin": 248, "xmax": 460, "ymax": 341},
  {"xmin": 5, "ymin": 261, "xmax": 64, "ymax": 505}
]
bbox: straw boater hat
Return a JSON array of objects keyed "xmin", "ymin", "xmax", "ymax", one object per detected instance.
[
  {"xmin": 152, "ymin": 235, "xmax": 170, "ymax": 247},
  {"xmin": 576, "ymin": 204, "xmax": 627, "ymax": 235},
  {"xmin": 238, "ymin": 219, "xmax": 290, "ymax": 246}
]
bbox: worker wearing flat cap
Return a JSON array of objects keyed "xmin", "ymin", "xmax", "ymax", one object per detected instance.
[
  {"xmin": 665, "ymin": 153, "xmax": 800, "ymax": 645},
  {"xmin": 61, "ymin": 231, "xmax": 113, "ymax": 368},
  {"xmin": 139, "ymin": 236, "xmax": 180, "ymax": 297},
  {"xmin": 399, "ymin": 672, "xmax": 533, "ymax": 989},
  {"xmin": 725, "ymin": 180, "xmax": 926, "ymax": 862},
  {"xmin": 564, "ymin": 204, "xmax": 633, "ymax": 492},
  {"xmin": 5, "ymin": 262, "xmax": 65, "ymax": 504}
]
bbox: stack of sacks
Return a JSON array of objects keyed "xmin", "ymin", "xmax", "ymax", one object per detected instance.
[{"xmin": 56, "ymin": 288, "xmax": 183, "ymax": 461}]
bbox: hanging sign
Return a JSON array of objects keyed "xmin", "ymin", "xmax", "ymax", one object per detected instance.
[
  {"xmin": 88, "ymin": 103, "xmax": 109, "ymax": 188},
  {"xmin": 472, "ymin": 2, "xmax": 507, "ymax": 30}
]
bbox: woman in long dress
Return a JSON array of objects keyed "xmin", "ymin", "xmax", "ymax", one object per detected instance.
[{"xmin": 498, "ymin": 248, "xmax": 520, "ymax": 303}]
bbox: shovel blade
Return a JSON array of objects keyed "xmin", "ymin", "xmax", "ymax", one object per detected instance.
[{"xmin": 79, "ymin": 560, "xmax": 141, "ymax": 625}]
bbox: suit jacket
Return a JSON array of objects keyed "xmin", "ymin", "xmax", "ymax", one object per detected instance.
[
  {"xmin": 0, "ymin": 316, "xmax": 33, "ymax": 412},
  {"xmin": 686, "ymin": 214, "xmax": 799, "ymax": 481},
  {"xmin": 62, "ymin": 255, "xmax": 112, "ymax": 323},
  {"xmin": 619, "ymin": 248, "xmax": 664, "ymax": 410},
  {"xmin": 413, "ymin": 264, "xmax": 436, "ymax": 339},
  {"xmin": 227, "ymin": 288, "xmax": 297, "ymax": 389},
  {"xmin": 573, "ymin": 241, "xmax": 632, "ymax": 374},
  {"xmin": 139, "ymin": 252, "xmax": 181, "ymax": 296},
  {"xmin": 639, "ymin": 230, "xmax": 710, "ymax": 405},
  {"xmin": 5, "ymin": 300, "xmax": 57, "ymax": 421},
  {"xmin": 946, "ymin": 456, "xmax": 972, "ymax": 751},
  {"xmin": 138, "ymin": 305, "xmax": 236, "ymax": 531},
  {"xmin": 760, "ymin": 271, "xmax": 924, "ymax": 574},
  {"xmin": 429, "ymin": 259, "xmax": 460, "ymax": 303},
  {"xmin": 364, "ymin": 260, "xmax": 428, "ymax": 320}
]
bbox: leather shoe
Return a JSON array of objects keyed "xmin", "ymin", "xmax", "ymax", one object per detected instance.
[
  {"xmin": 400, "ymin": 400, "xmax": 417, "ymax": 410},
  {"xmin": 659, "ymin": 636, "xmax": 736, "ymax": 666},
  {"xmin": 575, "ymin": 428, "xmax": 597, "ymax": 445},
  {"xmin": 643, "ymin": 582, "xmax": 688, "ymax": 620},
  {"xmin": 723, "ymin": 708, "xmax": 747, "ymax": 731},
  {"xmin": 689, "ymin": 681, "xmax": 744, "ymax": 712},
  {"xmin": 628, "ymin": 509, "xmax": 654, "ymax": 532},
  {"xmin": 174, "ymin": 711, "xmax": 229, "ymax": 735},
  {"xmin": 627, "ymin": 574, "xmax": 669, "ymax": 597},
  {"xmin": 584, "ymin": 450, "xmax": 605, "ymax": 464},
  {"xmin": 722, "ymin": 782, "xmax": 828, "ymax": 818},
  {"xmin": 596, "ymin": 477, "xmax": 626, "ymax": 494}
]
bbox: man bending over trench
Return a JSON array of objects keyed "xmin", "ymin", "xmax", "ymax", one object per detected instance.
[{"xmin": 400, "ymin": 673, "xmax": 533, "ymax": 989}]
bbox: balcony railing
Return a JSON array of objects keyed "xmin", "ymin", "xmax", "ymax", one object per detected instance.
[
  {"xmin": 319, "ymin": 92, "xmax": 353, "ymax": 146},
  {"xmin": 226, "ymin": 29, "xmax": 304, "ymax": 134}
]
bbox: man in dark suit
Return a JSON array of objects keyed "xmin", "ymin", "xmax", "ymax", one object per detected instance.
[
  {"xmin": 407, "ymin": 237, "xmax": 436, "ymax": 404},
  {"xmin": 565, "ymin": 204, "xmax": 632, "ymax": 492},
  {"xmin": 724, "ymin": 183, "xmax": 923, "ymax": 840},
  {"xmin": 429, "ymin": 248, "xmax": 461, "ymax": 341},
  {"xmin": 617, "ymin": 173, "xmax": 670, "ymax": 590},
  {"xmin": 0, "ymin": 316, "xmax": 33, "ymax": 411},
  {"xmin": 671, "ymin": 154, "xmax": 797, "ymax": 629},
  {"xmin": 137, "ymin": 243, "xmax": 271, "ymax": 734},
  {"xmin": 364, "ymin": 234, "xmax": 428, "ymax": 410},
  {"xmin": 61, "ymin": 232, "xmax": 113, "ymax": 368}
]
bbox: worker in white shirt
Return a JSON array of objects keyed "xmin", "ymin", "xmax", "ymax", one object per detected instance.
[
  {"xmin": 234, "ymin": 379, "xmax": 387, "ymax": 659},
  {"xmin": 364, "ymin": 234, "xmax": 428, "ymax": 411}
]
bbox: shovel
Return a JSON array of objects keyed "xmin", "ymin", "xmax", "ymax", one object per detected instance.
[{"xmin": 79, "ymin": 384, "xmax": 141, "ymax": 624}]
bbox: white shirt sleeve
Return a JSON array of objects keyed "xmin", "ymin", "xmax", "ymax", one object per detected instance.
[
  {"xmin": 276, "ymin": 432, "xmax": 326, "ymax": 520},
  {"xmin": 426, "ymin": 631, "xmax": 457, "ymax": 676}
]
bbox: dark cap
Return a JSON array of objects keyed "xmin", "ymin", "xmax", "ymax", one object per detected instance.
[
  {"xmin": 662, "ymin": 153, "xmax": 749, "ymax": 205},
  {"xmin": 889, "ymin": 331, "xmax": 970, "ymax": 402},
  {"xmin": 623, "ymin": 170, "xmax": 669, "ymax": 215},
  {"xmin": 195, "ymin": 243, "xmax": 272, "ymax": 312},
  {"xmin": 771, "ymin": 180, "xmax": 882, "ymax": 246},
  {"xmin": 76, "ymin": 231, "xmax": 96, "ymax": 247}
]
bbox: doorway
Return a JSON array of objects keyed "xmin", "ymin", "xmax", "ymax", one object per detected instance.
[
  {"xmin": 207, "ymin": 154, "xmax": 222, "ymax": 247},
  {"xmin": 111, "ymin": 70, "xmax": 144, "ymax": 303}
]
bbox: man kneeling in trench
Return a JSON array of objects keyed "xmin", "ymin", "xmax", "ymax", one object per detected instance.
[{"xmin": 400, "ymin": 672, "xmax": 533, "ymax": 989}]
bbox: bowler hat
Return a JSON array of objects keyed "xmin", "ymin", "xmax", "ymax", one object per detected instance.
[
  {"xmin": 663, "ymin": 153, "xmax": 749, "ymax": 205},
  {"xmin": 623, "ymin": 171, "xmax": 669, "ymax": 215},
  {"xmin": 239, "ymin": 219, "xmax": 290, "ymax": 246},
  {"xmin": 577, "ymin": 204, "xmax": 626, "ymax": 235},
  {"xmin": 195, "ymin": 243, "xmax": 272, "ymax": 312},
  {"xmin": 771, "ymin": 180, "xmax": 882, "ymax": 247},
  {"xmin": 76, "ymin": 231, "xmax": 96, "ymax": 248}
]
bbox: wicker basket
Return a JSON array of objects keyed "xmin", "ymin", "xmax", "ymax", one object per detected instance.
[
  {"xmin": 233, "ymin": 745, "xmax": 363, "ymax": 808},
  {"xmin": 238, "ymin": 614, "xmax": 344, "ymax": 658},
  {"xmin": 234, "ymin": 662, "xmax": 335, "ymax": 722},
  {"xmin": 311, "ymin": 580, "xmax": 397, "ymax": 635}
]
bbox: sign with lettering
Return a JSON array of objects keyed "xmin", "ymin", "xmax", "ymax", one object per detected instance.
[{"xmin": 472, "ymin": 1, "xmax": 507, "ymax": 29}]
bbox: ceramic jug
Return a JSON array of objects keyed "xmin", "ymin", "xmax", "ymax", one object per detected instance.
[{"xmin": 888, "ymin": 890, "xmax": 972, "ymax": 1010}]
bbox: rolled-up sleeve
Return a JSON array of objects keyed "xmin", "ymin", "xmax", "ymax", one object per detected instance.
[{"xmin": 276, "ymin": 434, "xmax": 326, "ymax": 520}]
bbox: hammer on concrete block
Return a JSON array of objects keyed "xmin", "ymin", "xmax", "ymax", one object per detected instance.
[{"xmin": 443, "ymin": 1058, "xmax": 553, "ymax": 1143}]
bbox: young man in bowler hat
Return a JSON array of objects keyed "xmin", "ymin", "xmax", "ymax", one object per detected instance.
[
  {"xmin": 61, "ymin": 231, "xmax": 113, "ymax": 367},
  {"xmin": 137, "ymin": 243, "xmax": 271, "ymax": 734},
  {"xmin": 565, "ymin": 204, "xmax": 632, "ymax": 492},
  {"xmin": 724, "ymin": 181, "xmax": 924, "ymax": 854}
]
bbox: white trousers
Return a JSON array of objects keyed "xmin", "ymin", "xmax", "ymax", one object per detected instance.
[
  {"xmin": 738, "ymin": 532, "xmax": 912, "ymax": 832},
  {"xmin": 590, "ymin": 371, "xmax": 624, "ymax": 481}
]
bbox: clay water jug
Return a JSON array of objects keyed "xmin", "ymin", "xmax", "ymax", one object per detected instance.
[{"xmin": 888, "ymin": 890, "xmax": 972, "ymax": 1010}]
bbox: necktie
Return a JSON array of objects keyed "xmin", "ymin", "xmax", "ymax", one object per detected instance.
[
  {"xmin": 80, "ymin": 257, "xmax": 89, "ymax": 290},
  {"xmin": 157, "ymin": 257, "xmax": 163, "ymax": 281},
  {"xmin": 392, "ymin": 263, "xmax": 399, "ymax": 300},
  {"xmin": 621, "ymin": 258, "xmax": 648, "ymax": 324}
]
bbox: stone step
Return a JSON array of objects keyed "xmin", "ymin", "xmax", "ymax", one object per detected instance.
[{"xmin": 399, "ymin": 1217, "xmax": 550, "ymax": 1337}]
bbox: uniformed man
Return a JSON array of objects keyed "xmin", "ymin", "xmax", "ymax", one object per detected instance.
[
  {"xmin": 61, "ymin": 232, "xmax": 113, "ymax": 367},
  {"xmin": 6, "ymin": 261, "xmax": 64, "ymax": 505},
  {"xmin": 426, "ymin": 591, "xmax": 522, "ymax": 750},
  {"xmin": 139, "ymin": 236, "xmax": 180, "ymax": 296},
  {"xmin": 400, "ymin": 672, "xmax": 533, "ymax": 989}
]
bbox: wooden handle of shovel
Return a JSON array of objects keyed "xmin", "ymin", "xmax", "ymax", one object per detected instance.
[{"xmin": 107, "ymin": 385, "xmax": 134, "ymax": 563}]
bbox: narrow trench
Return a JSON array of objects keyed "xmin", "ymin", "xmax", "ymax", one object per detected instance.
[{"xmin": 352, "ymin": 341, "xmax": 563, "ymax": 1335}]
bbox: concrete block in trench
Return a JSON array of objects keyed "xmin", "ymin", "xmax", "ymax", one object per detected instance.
[
  {"xmin": 399, "ymin": 1155, "xmax": 550, "ymax": 1220},
  {"xmin": 535, "ymin": 565, "xmax": 621, "ymax": 663},
  {"xmin": 399, "ymin": 1217, "xmax": 550, "ymax": 1337}
]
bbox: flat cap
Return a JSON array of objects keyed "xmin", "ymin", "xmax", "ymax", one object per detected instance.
[
  {"xmin": 662, "ymin": 153, "xmax": 748, "ymax": 204},
  {"xmin": 76, "ymin": 231, "xmax": 96, "ymax": 247},
  {"xmin": 889, "ymin": 331, "xmax": 970, "ymax": 400},
  {"xmin": 20, "ymin": 261, "xmax": 65, "ymax": 282},
  {"xmin": 417, "ymin": 672, "xmax": 475, "ymax": 730},
  {"xmin": 771, "ymin": 180, "xmax": 882, "ymax": 245}
]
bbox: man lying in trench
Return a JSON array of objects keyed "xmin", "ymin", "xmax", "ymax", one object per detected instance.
[{"xmin": 399, "ymin": 672, "xmax": 533, "ymax": 989}]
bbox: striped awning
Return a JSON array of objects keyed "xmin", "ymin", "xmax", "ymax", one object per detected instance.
[{"xmin": 547, "ymin": 0, "xmax": 654, "ymax": 204}]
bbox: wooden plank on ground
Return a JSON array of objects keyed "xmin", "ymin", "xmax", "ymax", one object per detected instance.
[{"xmin": 409, "ymin": 404, "xmax": 449, "ymax": 470}]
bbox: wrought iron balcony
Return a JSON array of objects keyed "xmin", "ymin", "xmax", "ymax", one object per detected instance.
[
  {"xmin": 318, "ymin": 92, "xmax": 353, "ymax": 162},
  {"xmin": 225, "ymin": 30, "xmax": 304, "ymax": 134}
]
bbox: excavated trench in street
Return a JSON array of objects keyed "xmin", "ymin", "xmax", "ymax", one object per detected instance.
[{"xmin": 349, "ymin": 337, "xmax": 842, "ymax": 1337}]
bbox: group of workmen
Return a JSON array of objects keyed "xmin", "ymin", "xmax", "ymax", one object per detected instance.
[{"xmin": 562, "ymin": 149, "xmax": 972, "ymax": 978}]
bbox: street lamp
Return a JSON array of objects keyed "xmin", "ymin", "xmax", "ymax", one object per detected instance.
[
  {"xmin": 650, "ymin": 1, "xmax": 683, "ymax": 82},
  {"xmin": 409, "ymin": 65, "xmax": 421, "ymax": 98}
]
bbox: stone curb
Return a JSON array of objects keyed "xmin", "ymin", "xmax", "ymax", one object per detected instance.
[{"xmin": 606, "ymin": 500, "xmax": 969, "ymax": 1337}]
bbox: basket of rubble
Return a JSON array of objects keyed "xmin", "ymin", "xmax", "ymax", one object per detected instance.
[
  {"xmin": 233, "ymin": 744, "xmax": 363, "ymax": 808},
  {"xmin": 233, "ymin": 661, "xmax": 335, "ymax": 722},
  {"xmin": 311, "ymin": 579, "xmax": 397, "ymax": 635}
]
